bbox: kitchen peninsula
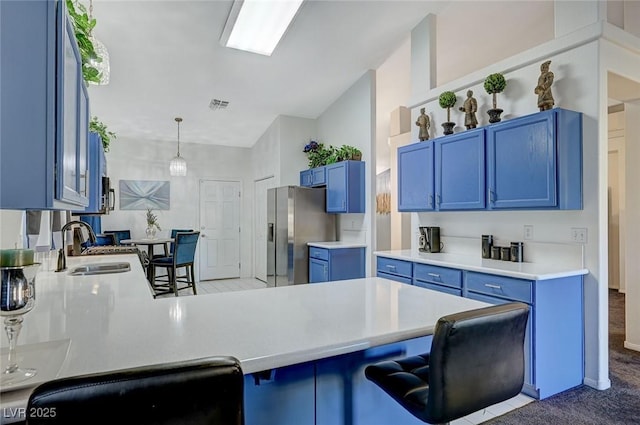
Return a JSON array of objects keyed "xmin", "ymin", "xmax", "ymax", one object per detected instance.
[{"xmin": 1, "ymin": 254, "xmax": 489, "ymax": 424}]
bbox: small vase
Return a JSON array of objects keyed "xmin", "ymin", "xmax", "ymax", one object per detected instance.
[
  {"xmin": 441, "ymin": 122, "xmax": 455, "ymax": 135},
  {"xmin": 145, "ymin": 227, "xmax": 156, "ymax": 239},
  {"xmin": 487, "ymin": 108, "xmax": 504, "ymax": 123}
]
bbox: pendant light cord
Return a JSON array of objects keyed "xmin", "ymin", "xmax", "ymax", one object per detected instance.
[{"xmin": 175, "ymin": 117, "xmax": 183, "ymax": 157}]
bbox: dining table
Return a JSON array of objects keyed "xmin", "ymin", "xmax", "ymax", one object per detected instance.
[{"xmin": 120, "ymin": 237, "xmax": 173, "ymax": 280}]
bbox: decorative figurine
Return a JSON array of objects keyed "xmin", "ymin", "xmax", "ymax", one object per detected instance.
[
  {"xmin": 535, "ymin": 60, "xmax": 555, "ymax": 111},
  {"xmin": 458, "ymin": 90, "xmax": 478, "ymax": 130},
  {"xmin": 415, "ymin": 108, "xmax": 431, "ymax": 141},
  {"xmin": 438, "ymin": 91, "xmax": 457, "ymax": 135},
  {"xmin": 484, "ymin": 73, "xmax": 507, "ymax": 123}
]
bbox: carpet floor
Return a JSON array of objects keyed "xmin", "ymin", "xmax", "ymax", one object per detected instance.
[{"xmin": 484, "ymin": 289, "xmax": 640, "ymax": 424}]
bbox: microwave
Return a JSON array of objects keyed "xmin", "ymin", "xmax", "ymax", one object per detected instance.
[{"xmin": 72, "ymin": 176, "xmax": 114, "ymax": 216}]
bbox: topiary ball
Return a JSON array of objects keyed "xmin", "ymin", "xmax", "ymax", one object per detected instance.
[
  {"xmin": 484, "ymin": 73, "xmax": 507, "ymax": 94},
  {"xmin": 439, "ymin": 91, "xmax": 457, "ymax": 109}
]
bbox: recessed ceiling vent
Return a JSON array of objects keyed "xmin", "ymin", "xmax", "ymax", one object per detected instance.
[{"xmin": 209, "ymin": 99, "xmax": 230, "ymax": 111}]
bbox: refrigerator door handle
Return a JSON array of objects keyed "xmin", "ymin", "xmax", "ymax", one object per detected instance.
[{"xmin": 268, "ymin": 223, "xmax": 274, "ymax": 242}]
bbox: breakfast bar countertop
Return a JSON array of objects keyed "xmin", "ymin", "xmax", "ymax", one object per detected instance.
[
  {"xmin": 374, "ymin": 249, "xmax": 589, "ymax": 280},
  {"xmin": 0, "ymin": 254, "xmax": 488, "ymax": 420}
]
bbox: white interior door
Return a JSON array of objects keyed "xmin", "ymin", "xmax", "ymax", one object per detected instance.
[
  {"xmin": 608, "ymin": 136, "xmax": 626, "ymax": 292},
  {"xmin": 199, "ymin": 180, "xmax": 241, "ymax": 280},
  {"xmin": 254, "ymin": 177, "xmax": 274, "ymax": 282}
]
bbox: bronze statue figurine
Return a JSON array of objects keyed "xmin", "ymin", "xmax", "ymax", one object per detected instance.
[
  {"xmin": 535, "ymin": 60, "xmax": 555, "ymax": 111},
  {"xmin": 459, "ymin": 90, "xmax": 478, "ymax": 129},
  {"xmin": 416, "ymin": 108, "xmax": 430, "ymax": 141}
]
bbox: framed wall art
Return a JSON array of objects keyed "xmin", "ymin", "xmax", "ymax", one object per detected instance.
[{"xmin": 119, "ymin": 180, "xmax": 170, "ymax": 210}]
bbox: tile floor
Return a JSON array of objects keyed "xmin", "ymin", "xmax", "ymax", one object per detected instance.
[{"xmin": 164, "ymin": 277, "xmax": 535, "ymax": 423}]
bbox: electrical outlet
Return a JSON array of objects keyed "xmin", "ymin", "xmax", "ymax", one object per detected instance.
[
  {"xmin": 571, "ymin": 227, "xmax": 587, "ymax": 243},
  {"xmin": 523, "ymin": 225, "xmax": 533, "ymax": 240}
]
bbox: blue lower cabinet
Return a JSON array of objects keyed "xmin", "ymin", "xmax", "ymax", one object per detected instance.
[
  {"xmin": 309, "ymin": 247, "xmax": 366, "ymax": 283},
  {"xmin": 413, "ymin": 263, "xmax": 462, "ymax": 296},
  {"xmin": 244, "ymin": 363, "xmax": 315, "ymax": 425},
  {"xmin": 316, "ymin": 336, "xmax": 431, "ymax": 425},
  {"xmin": 375, "ymin": 257, "xmax": 413, "ymax": 283},
  {"xmin": 464, "ymin": 271, "xmax": 583, "ymax": 399}
]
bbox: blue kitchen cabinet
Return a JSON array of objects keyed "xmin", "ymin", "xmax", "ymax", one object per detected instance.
[
  {"xmin": 244, "ymin": 363, "xmax": 315, "ymax": 425},
  {"xmin": 316, "ymin": 336, "xmax": 431, "ymax": 425},
  {"xmin": 0, "ymin": 0, "xmax": 89, "ymax": 210},
  {"xmin": 397, "ymin": 142, "xmax": 434, "ymax": 211},
  {"xmin": 300, "ymin": 166, "xmax": 326, "ymax": 187},
  {"xmin": 375, "ymin": 257, "xmax": 413, "ymax": 284},
  {"xmin": 398, "ymin": 129, "xmax": 484, "ymax": 212},
  {"xmin": 435, "ymin": 129, "xmax": 485, "ymax": 210},
  {"xmin": 326, "ymin": 161, "xmax": 365, "ymax": 213},
  {"xmin": 464, "ymin": 271, "xmax": 584, "ymax": 399},
  {"xmin": 375, "ymin": 253, "xmax": 584, "ymax": 399},
  {"xmin": 300, "ymin": 169, "xmax": 313, "ymax": 187},
  {"xmin": 486, "ymin": 108, "xmax": 582, "ymax": 210},
  {"xmin": 413, "ymin": 263, "xmax": 462, "ymax": 296},
  {"xmin": 309, "ymin": 246, "xmax": 366, "ymax": 283}
]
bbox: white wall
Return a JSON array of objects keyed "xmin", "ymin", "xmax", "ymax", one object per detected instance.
[
  {"xmin": 278, "ymin": 116, "xmax": 317, "ymax": 186},
  {"xmin": 317, "ymin": 71, "xmax": 376, "ymax": 274},
  {"xmin": 0, "ymin": 210, "xmax": 24, "ymax": 248},
  {"xmin": 101, "ymin": 136, "xmax": 254, "ymax": 278}
]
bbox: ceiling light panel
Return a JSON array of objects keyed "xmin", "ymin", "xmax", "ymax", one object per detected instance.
[{"xmin": 222, "ymin": 0, "xmax": 304, "ymax": 56}]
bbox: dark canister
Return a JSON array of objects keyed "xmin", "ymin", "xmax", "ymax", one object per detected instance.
[
  {"xmin": 481, "ymin": 235, "xmax": 493, "ymax": 259},
  {"xmin": 500, "ymin": 247, "xmax": 511, "ymax": 261},
  {"xmin": 491, "ymin": 246, "xmax": 501, "ymax": 260},
  {"xmin": 510, "ymin": 242, "xmax": 524, "ymax": 262}
]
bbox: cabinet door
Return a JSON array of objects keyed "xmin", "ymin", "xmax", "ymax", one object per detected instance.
[
  {"xmin": 56, "ymin": 2, "xmax": 88, "ymax": 207},
  {"xmin": 309, "ymin": 258, "xmax": 328, "ymax": 283},
  {"xmin": 326, "ymin": 161, "xmax": 364, "ymax": 213},
  {"xmin": 311, "ymin": 166, "xmax": 326, "ymax": 186},
  {"xmin": 397, "ymin": 142, "xmax": 434, "ymax": 211},
  {"xmin": 300, "ymin": 169, "xmax": 312, "ymax": 187},
  {"xmin": 487, "ymin": 111, "xmax": 556, "ymax": 209},
  {"xmin": 435, "ymin": 129, "xmax": 485, "ymax": 210},
  {"xmin": 465, "ymin": 291, "xmax": 534, "ymax": 396}
]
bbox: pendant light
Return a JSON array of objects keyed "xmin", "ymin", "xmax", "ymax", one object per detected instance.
[{"xmin": 169, "ymin": 117, "xmax": 187, "ymax": 176}]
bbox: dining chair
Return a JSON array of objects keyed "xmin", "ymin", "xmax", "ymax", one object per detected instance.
[
  {"xmin": 102, "ymin": 230, "xmax": 131, "ymax": 246},
  {"xmin": 26, "ymin": 356, "xmax": 244, "ymax": 425},
  {"xmin": 149, "ymin": 231, "xmax": 200, "ymax": 297},
  {"xmin": 364, "ymin": 302, "xmax": 530, "ymax": 424},
  {"xmin": 152, "ymin": 228, "xmax": 193, "ymax": 260}
]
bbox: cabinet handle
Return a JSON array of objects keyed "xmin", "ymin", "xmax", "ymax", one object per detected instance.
[
  {"xmin": 489, "ymin": 190, "xmax": 496, "ymax": 204},
  {"xmin": 342, "ymin": 200, "xmax": 346, "ymax": 209},
  {"xmin": 428, "ymin": 195, "xmax": 433, "ymax": 208},
  {"xmin": 436, "ymin": 194, "xmax": 441, "ymax": 205},
  {"xmin": 324, "ymin": 265, "xmax": 328, "ymax": 278},
  {"xmin": 427, "ymin": 273, "xmax": 440, "ymax": 278},
  {"xmin": 485, "ymin": 283, "xmax": 502, "ymax": 289},
  {"xmin": 386, "ymin": 265, "xmax": 396, "ymax": 271}
]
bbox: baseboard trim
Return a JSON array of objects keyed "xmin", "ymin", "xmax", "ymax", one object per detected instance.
[
  {"xmin": 583, "ymin": 377, "xmax": 611, "ymax": 390},
  {"xmin": 624, "ymin": 341, "xmax": 640, "ymax": 352}
]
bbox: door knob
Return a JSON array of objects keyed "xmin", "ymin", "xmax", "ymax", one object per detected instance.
[{"xmin": 201, "ymin": 234, "xmax": 207, "ymax": 238}]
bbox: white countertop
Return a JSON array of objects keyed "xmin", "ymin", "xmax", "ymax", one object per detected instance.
[
  {"xmin": 0, "ymin": 254, "xmax": 488, "ymax": 415},
  {"xmin": 374, "ymin": 250, "xmax": 588, "ymax": 280},
  {"xmin": 308, "ymin": 241, "xmax": 367, "ymax": 249}
]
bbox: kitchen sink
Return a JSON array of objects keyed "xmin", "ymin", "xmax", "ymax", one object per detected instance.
[{"xmin": 69, "ymin": 262, "xmax": 131, "ymax": 276}]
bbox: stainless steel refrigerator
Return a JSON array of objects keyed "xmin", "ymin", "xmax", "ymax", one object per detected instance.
[{"xmin": 267, "ymin": 186, "xmax": 336, "ymax": 287}]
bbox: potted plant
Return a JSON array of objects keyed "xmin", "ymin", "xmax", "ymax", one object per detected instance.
[
  {"xmin": 327, "ymin": 145, "xmax": 362, "ymax": 164},
  {"xmin": 90, "ymin": 117, "xmax": 116, "ymax": 152},
  {"xmin": 146, "ymin": 208, "xmax": 161, "ymax": 239},
  {"xmin": 484, "ymin": 73, "xmax": 507, "ymax": 123},
  {"xmin": 303, "ymin": 141, "xmax": 335, "ymax": 168},
  {"xmin": 439, "ymin": 91, "xmax": 457, "ymax": 135}
]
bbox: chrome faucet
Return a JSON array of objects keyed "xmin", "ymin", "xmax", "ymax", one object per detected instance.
[{"xmin": 56, "ymin": 221, "xmax": 97, "ymax": 272}]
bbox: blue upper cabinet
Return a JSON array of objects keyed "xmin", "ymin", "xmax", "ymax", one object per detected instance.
[
  {"xmin": 435, "ymin": 129, "xmax": 485, "ymax": 210},
  {"xmin": 0, "ymin": 0, "xmax": 89, "ymax": 210},
  {"xmin": 300, "ymin": 166, "xmax": 327, "ymax": 187},
  {"xmin": 486, "ymin": 108, "xmax": 582, "ymax": 210},
  {"xmin": 300, "ymin": 169, "xmax": 313, "ymax": 187},
  {"xmin": 73, "ymin": 133, "xmax": 106, "ymax": 214},
  {"xmin": 326, "ymin": 161, "xmax": 365, "ymax": 213},
  {"xmin": 398, "ymin": 142, "xmax": 434, "ymax": 211},
  {"xmin": 398, "ymin": 129, "xmax": 484, "ymax": 212}
]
